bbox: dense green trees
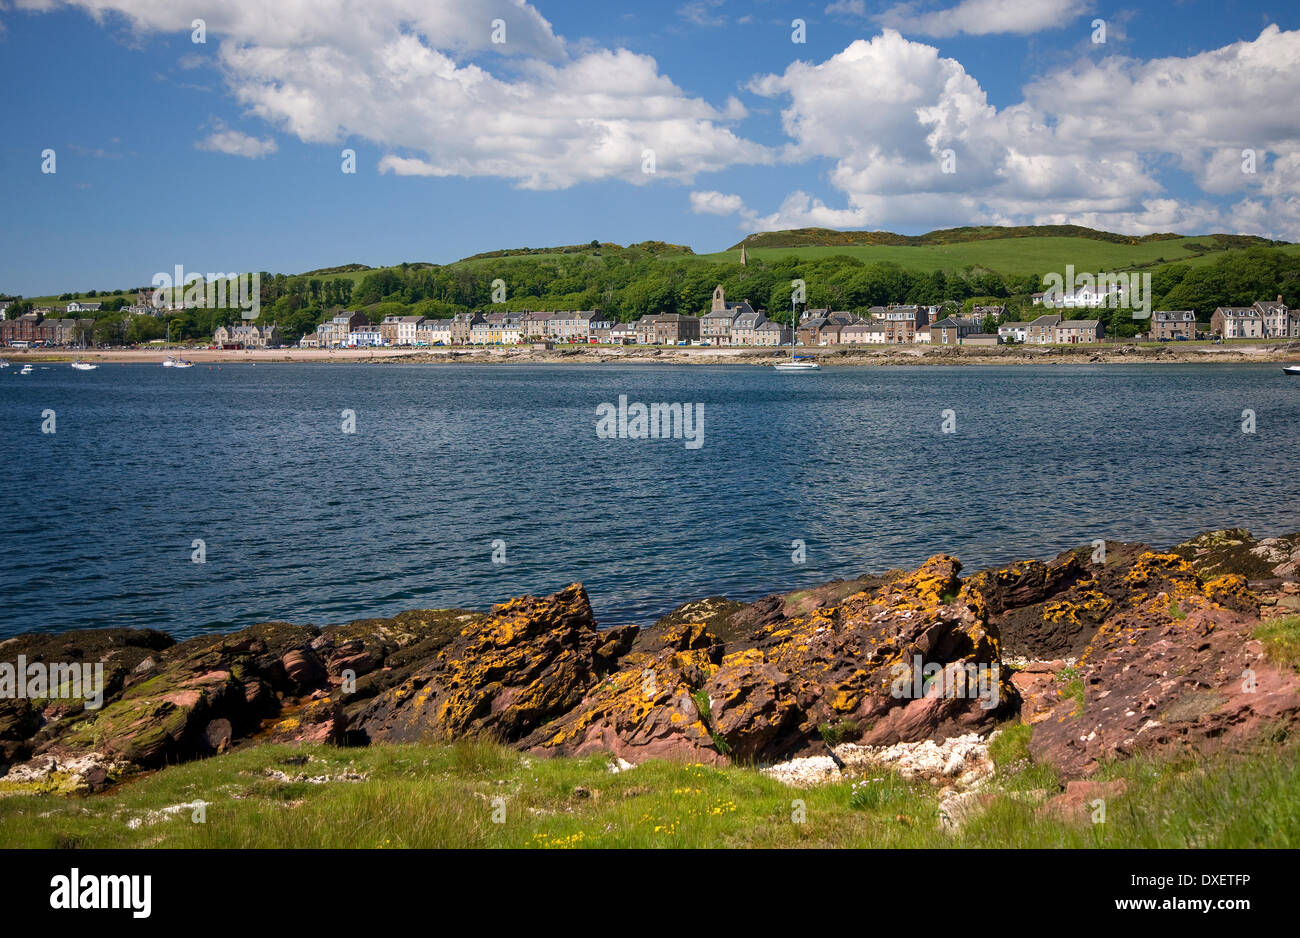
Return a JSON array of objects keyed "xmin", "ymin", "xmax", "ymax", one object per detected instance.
[{"xmin": 14, "ymin": 243, "xmax": 1297, "ymax": 344}]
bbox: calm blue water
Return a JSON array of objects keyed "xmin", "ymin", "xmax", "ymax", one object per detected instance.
[{"xmin": 1, "ymin": 362, "xmax": 1297, "ymax": 638}]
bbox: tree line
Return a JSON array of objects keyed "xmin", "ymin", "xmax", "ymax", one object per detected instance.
[{"xmin": 6, "ymin": 245, "xmax": 1297, "ymax": 343}]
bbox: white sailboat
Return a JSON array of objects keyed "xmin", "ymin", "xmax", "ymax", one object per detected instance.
[
  {"xmin": 1284, "ymin": 332, "xmax": 1300, "ymax": 374},
  {"xmin": 69, "ymin": 322, "xmax": 96, "ymax": 369},
  {"xmin": 162, "ymin": 321, "xmax": 195, "ymax": 367},
  {"xmin": 775, "ymin": 304, "xmax": 820, "ymax": 370},
  {"xmin": 774, "ymin": 356, "xmax": 820, "ymax": 371}
]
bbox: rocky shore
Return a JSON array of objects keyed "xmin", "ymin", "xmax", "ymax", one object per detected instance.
[{"xmin": 2, "ymin": 528, "xmax": 1299, "ymax": 796}]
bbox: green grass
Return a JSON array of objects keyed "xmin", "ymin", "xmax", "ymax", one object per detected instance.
[
  {"xmin": 697, "ymin": 237, "xmax": 1300, "ymax": 277},
  {"xmin": 0, "ymin": 735, "xmax": 1297, "ymax": 848},
  {"xmin": 1056, "ymin": 666, "xmax": 1086, "ymax": 717},
  {"xmin": 988, "ymin": 723, "xmax": 1033, "ymax": 768},
  {"xmin": 818, "ymin": 719, "xmax": 861, "ymax": 746},
  {"xmin": 1256, "ymin": 615, "xmax": 1300, "ymax": 671}
]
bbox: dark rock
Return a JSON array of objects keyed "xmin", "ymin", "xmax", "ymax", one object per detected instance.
[
  {"xmin": 356, "ymin": 584, "xmax": 636, "ymax": 745},
  {"xmin": 204, "ymin": 718, "xmax": 233, "ymax": 751}
]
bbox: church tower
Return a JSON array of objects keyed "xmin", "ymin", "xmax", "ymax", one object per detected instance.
[
  {"xmin": 711, "ymin": 284, "xmax": 726, "ymax": 312},
  {"xmin": 740, "ymin": 243, "xmax": 748, "ymax": 266}
]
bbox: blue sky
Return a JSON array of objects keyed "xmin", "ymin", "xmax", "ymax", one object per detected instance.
[{"xmin": 1, "ymin": 0, "xmax": 1297, "ymax": 296}]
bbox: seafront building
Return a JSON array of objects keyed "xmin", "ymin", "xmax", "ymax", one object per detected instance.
[{"xmin": 177, "ymin": 286, "xmax": 1293, "ymax": 352}]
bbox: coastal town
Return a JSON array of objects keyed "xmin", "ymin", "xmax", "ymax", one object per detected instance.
[
  {"xmin": 2, "ymin": 286, "xmax": 1296, "ymax": 352},
  {"xmin": 239, "ymin": 285, "xmax": 1296, "ymax": 350}
]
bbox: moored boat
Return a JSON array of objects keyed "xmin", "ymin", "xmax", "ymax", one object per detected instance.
[{"xmin": 775, "ymin": 356, "xmax": 820, "ymax": 371}]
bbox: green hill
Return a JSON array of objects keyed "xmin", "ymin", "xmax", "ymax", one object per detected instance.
[
  {"xmin": 9, "ymin": 226, "xmax": 1298, "ymax": 345},
  {"xmin": 730, "ymin": 225, "xmax": 1282, "ymax": 250},
  {"xmin": 702, "ymin": 228, "xmax": 1296, "ymax": 278}
]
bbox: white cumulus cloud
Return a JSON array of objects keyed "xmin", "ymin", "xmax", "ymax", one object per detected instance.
[
  {"xmin": 195, "ymin": 124, "xmax": 278, "ymax": 158},
  {"xmin": 689, "ymin": 190, "xmax": 747, "ymax": 215},
  {"xmin": 24, "ymin": 0, "xmax": 768, "ymax": 190},
  {"xmin": 747, "ymin": 26, "xmax": 1300, "ymax": 240},
  {"xmin": 866, "ymin": 0, "xmax": 1092, "ymax": 38}
]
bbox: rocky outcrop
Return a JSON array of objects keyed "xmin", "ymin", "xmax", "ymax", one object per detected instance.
[
  {"xmin": 524, "ymin": 555, "xmax": 1013, "ymax": 764},
  {"xmin": 355, "ymin": 584, "xmax": 637, "ymax": 744},
  {"xmin": 0, "ymin": 627, "xmax": 173, "ymax": 766},
  {"xmin": 3, "ymin": 528, "xmax": 1299, "ymax": 789},
  {"xmin": 0, "ymin": 609, "xmax": 484, "ymax": 780},
  {"xmin": 1172, "ymin": 528, "xmax": 1300, "ymax": 582},
  {"xmin": 1021, "ymin": 553, "xmax": 1300, "ymax": 776}
]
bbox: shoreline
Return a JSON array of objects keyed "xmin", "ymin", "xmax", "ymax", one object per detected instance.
[
  {"xmin": 0, "ymin": 526, "xmax": 1296, "ymax": 803},
  {"xmin": 6, "ymin": 342, "xmax": 1300, "ymax": 367}
]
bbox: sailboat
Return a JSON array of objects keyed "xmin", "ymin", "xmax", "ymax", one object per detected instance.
[
  {"xmin": 161, "ymin": 321, "xmax": 195, "ymax": 367},
  {"xmin": 775, "ymin": 356, "xmax": 820, "ymax": 371},
  {"xmin": 774, "ymin": 304, "xmax": 820, "ymax": 370},
  {"xmin": 70, "ymin": 323, "xmax": 96, "ymax": 369}
]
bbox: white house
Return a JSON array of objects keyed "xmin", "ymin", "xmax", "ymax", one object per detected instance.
[
  {"xmin": 998, "ymin": 322, "xmax": 1030, "ymax": 343},
  {"xmin": 348, "ymin": 325, "xmax": 385, "ymax": 347}
]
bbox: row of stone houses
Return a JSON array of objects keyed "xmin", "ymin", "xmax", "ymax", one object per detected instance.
[
  {"xmin": 0, "ymin": 311, "xmax": 94, "ymax": 346},
  {"xmin": 698, "ymin": 286, "xmax": 793, "ymax": 346},
  {"xmin": 301, "ymin": 310, "xmax": 623, "ymax": 348},
  {"xmin": 994, "ymin": 314, "xmax": 1105, "ymax": 344},
  {"xmin": 283, "ymin": 290, "xmax": 1294, "ymax": 350},
  {"xmin": 1005, "ymin": 298, "xmax": 1295, "ymax": 343},
  {"xmin": 212, "ymin": 323, "xmax": 281, "ymax": 349},
  {"xmin": 1209, "ymin": 298, "xmax": 1299, "ymax": 339}
]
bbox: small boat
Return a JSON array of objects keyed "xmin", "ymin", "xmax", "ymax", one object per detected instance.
[
  {"xmin": 162, "ymin": 357, "xmax": 176, "ymax": 367},
  {"xmin": 1284, "ymin": 364, "xmax": 1300, "ymax": 376},
  {"xmin": 172, "ymin": 358, "xmax": 194, "ymax": 369},
  {"xmin": 70, "ymin": 360, "xmax": 98, "ymax": 371},
  {"xmin": 775, "ymin": 355, "xmax": 820, "ymax": 372},
  {"xmin": 19, "ymin": 364, "xmax": 33, "ymax": 375},
  {"xmin": 0, "ymin": 359, "xmax": 9, "ymax": 368}
]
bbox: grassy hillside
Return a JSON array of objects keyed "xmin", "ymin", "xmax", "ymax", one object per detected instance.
[
  {"xmin": 700, "ymin": 236, "xmax": 1300, "ymax": 278},
  {"xmin": 729, "ymin": 224, "xmax": 1284, "ymax": 250},
  {"xmin": 14, "ymin": 227, "xmax": 1297, "ymax": 306}
]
